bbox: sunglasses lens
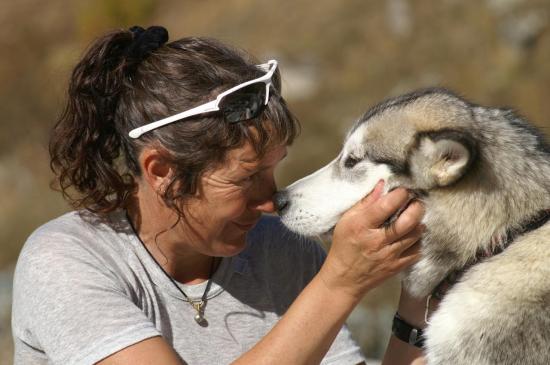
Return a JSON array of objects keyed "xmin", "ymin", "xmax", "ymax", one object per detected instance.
[{"xmin": 219, "ymin": 83, "xmax": 267, "ymax": 123}]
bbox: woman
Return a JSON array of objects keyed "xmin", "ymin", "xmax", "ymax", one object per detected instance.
[{"xmin": 12, "ymin": 26, "xmax": 427, "ymax": 364}]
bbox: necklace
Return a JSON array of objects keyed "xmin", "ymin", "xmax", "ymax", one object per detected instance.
[{"xmin": 125, "ymin": 212, "xmax": 217, "ymax": 327}]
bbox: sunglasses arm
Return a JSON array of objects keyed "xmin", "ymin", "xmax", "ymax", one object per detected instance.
[{"xmin": 128, "ymin": 100, "xmax": 219, "ymax": 138}]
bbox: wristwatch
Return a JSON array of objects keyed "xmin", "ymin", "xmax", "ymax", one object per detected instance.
[{"xmin": 392, "ymin": 312, "xmax": 425, "ymax": 348}]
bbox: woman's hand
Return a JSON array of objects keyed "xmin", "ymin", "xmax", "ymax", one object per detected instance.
[
  {"xmin": 319, "ymin": 180, "xmax": 425, "ymax": 302},
  {"xmin": 235, "ymin": 181, "xmax": 425, "ymax": 365}
]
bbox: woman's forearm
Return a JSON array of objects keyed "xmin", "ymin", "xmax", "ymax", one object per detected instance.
[
  {"xmin": 233, "ymin": 273, "xmax": 362, "ymax": 364},
  {"xmin": 381, "ymin": 288, "xmax": 429, "ymax": 365},
  {"xmin": 235, "ymin": 187, "xmax": 424, "ymax": 364}
]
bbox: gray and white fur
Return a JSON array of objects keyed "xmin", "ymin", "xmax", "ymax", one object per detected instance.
[{"xmin": 277, "ymin": 88, "xmax": 550, "ymax": 365}]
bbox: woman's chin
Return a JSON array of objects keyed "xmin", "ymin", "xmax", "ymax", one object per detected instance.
[{"xmin": 214, "ymin": 235, "xmax": 248, "ymax": 257}]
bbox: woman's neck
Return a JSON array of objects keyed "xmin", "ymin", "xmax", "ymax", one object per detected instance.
[{"xmin": 125, "ymin": 190, "xmax": 216, "ymax": 285}]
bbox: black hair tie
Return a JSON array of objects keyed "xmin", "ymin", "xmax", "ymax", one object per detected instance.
[{"xmin": 126, "ymin": 25, "xmax": 169, "ymax": 63}]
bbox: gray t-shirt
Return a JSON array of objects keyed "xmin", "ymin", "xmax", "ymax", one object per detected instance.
[{"xmin": 12, "ymin": 210, "xmax": 365, "ymax": 365}]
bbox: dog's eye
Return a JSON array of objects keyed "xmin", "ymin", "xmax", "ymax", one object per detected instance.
[{"xmin": 344, "ymin": 155, "xmax": 362, "ymax": 168}]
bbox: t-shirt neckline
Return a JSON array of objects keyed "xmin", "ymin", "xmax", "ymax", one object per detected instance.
[{"xmin": 112, "ymin": 210, "xmax": 234, "ymax": 301}]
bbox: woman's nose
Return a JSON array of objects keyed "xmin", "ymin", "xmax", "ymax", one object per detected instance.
[{"xmin": 253, "ymin": 198, "xmax": 276, "ymax": 213}]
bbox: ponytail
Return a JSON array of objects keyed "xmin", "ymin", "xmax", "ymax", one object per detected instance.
[{"xmin": 49, "ymin": 27, "xmax": 168, "ymax": 213}]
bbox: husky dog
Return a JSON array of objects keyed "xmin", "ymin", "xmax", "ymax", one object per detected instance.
[{"xmin": 276, "ymin": 88, "xmax": 550, "ymax": 365}]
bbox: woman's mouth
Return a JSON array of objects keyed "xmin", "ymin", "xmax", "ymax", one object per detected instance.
[{"xmin": 232, "ymin": 220, "xmax": 259, "ymax": 231}]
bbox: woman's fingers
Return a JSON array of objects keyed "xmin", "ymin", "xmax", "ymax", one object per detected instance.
[
  {"xmin": 387, "ymin": 224, "xmax": 424, "ymax": 256},
  {"xmin": 383, "ymin": 201, "xmax": 425, "ymax": 245},
  {"xmin": 337, "ymin": 180, "xmax": 386, "ymax": 227},
  {"xmin": 381, "ymin": 225, "xmax": 423, "ymax": 274},
  {"xmin": 360, "ymin": 180, "xmax": 385, "ymax": 206},
  {"xmin": 325, "ymin": 183, "xmax": 426, "ymax": 297},
  {"xmin": 392, "ymin": 242, "xmax": 422, "ymax": 269},
  {"xmin": 362, "ymin": 188, "xmax": 412, "ymax": 228}
]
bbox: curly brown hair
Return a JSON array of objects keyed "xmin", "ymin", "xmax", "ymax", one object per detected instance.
[{"xmin": 49, "ymin": 27, "xmax": 299, "ymax": 215}]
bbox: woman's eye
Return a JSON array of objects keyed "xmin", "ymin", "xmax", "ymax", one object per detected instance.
[
  {"xmin": 344, "ymin": 155, "xmax": 362, "ymax": 169},
  {"xmin": 240, "ymin": 173, "xmax": 257, "ymax": 184}
]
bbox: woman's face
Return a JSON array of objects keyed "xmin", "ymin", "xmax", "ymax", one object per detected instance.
[{"xmin": 178, "ymin": 142, "xmax": 287, "ymax": 257}]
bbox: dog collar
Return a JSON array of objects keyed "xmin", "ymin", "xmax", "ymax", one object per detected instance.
[{"xmin": 427, "ymin": 209, "xmax": 550, "ymax": 315}]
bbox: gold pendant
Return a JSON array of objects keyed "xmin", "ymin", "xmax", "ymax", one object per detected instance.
[{"xmin": 192, "ymin": 301, "xmax": 207, "ymax": 326}]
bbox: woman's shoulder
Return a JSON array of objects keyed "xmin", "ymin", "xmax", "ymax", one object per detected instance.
[
  {"xmin": 28, "ymin": 209, "xmax": 89, "ymax": 235},
  {"xmin": 25, "ymin": 209, "xmax": 119, "ymax": 243},
  {"xmin": 22, "ymin": 210, "xmax": 91, "ymax": 254},
  {"xmin": 13, "ymin": 210, "xmax": 133, "ymax": 315},
  {"xmin": 16, "ymin": 210, "xmax": 130, "ymax": 274},
  {"xmin": 12, "ymin": 210, "xmax": 159, "ymax": 362}
]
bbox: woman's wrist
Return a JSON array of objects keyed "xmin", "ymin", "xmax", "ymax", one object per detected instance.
[
  {"xmin": 316, "ymin": 256, "xmax": 380, "ymax": 305},
  {"xmin": 380, "ymin": 287, "xmax": 428, "ymax": 364},
  {"xmin": 316, "ymin": 265, "xmax": 365, "ymax": 305},
  {"xmin": 396, "ymin": 287, "xmax": 428, "ymax": 329}
]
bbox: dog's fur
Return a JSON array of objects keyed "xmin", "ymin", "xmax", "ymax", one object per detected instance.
[{"xmin": 278, "ymin": 88, "xmax": 550, "ymax": 365}]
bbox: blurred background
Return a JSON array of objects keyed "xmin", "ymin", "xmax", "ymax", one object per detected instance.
[{"xmin": 1, "ymin": 0, "xmax": 550, "ymax": 363}]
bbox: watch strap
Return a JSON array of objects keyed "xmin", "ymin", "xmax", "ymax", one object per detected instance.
[{"xmin": 392, "ymin": 312, "xmax": 425, "ymax": 348}]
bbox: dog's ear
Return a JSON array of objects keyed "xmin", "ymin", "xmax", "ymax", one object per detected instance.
[{"xmin": 410, "ymin": 130, "xmax": 477, "ymax": 188}]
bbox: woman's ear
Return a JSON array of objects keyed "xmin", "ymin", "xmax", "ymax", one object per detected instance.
[{"xmin": 139, "ymin": 147, "xmax": 173, "ymax": 194}]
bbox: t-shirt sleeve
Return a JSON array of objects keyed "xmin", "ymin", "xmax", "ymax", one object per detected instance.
[{"xmin": 11, "ymin": 226, "xmax": 161, "ymax": 365}]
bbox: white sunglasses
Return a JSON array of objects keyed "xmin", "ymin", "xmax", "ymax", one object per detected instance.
[{"xmin": 128, "ymin": 60, "xmax": 278, "ymax": 138}]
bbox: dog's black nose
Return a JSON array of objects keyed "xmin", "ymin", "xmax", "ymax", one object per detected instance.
[{"xmin": 273, "ymin": 191, "xmax": 290, "ymax": 214}]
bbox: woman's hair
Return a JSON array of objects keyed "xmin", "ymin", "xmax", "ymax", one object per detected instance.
[{"xmin": 50, "ymin": 26, "xmax": 299, "ymax": 215}]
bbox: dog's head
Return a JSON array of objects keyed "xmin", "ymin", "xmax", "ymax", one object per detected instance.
[
  {"xmin": 277, "ymin": 88, "xmax": 478, "ymax": 236},
  {"xmin": 277, "ymin": 87, "xmax": 550, "ymax": 296}
]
